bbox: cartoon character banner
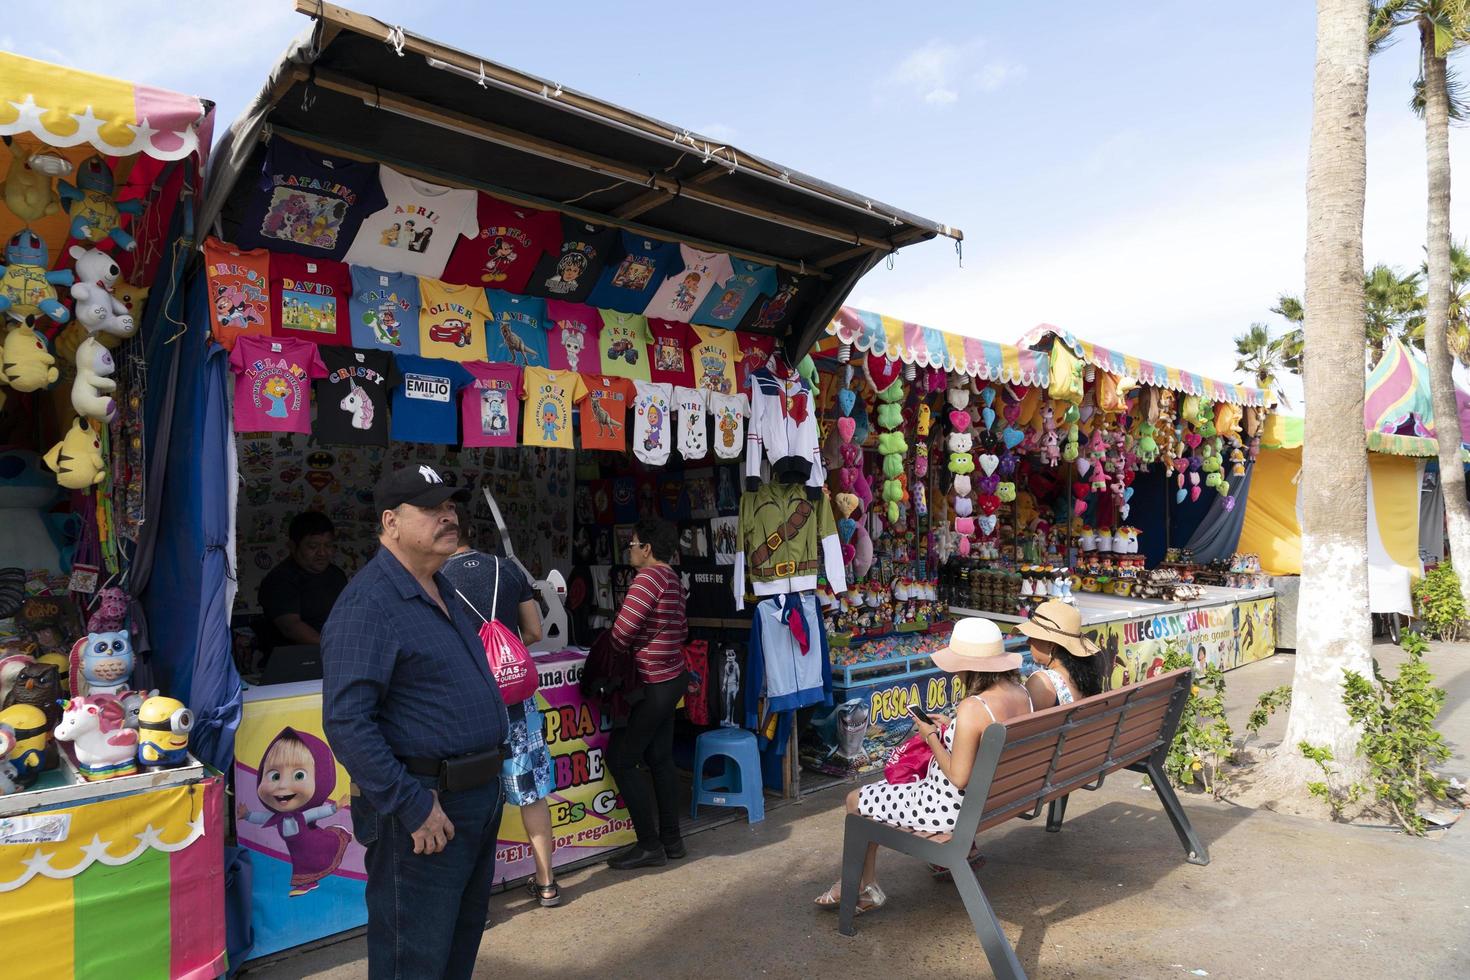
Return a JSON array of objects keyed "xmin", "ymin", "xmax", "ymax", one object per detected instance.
[
  {"xmin": 802, "ymin": 665, "xmax": 964, "ymax": 777},
  {"xmin": 1231, "ymin": 597, "xmax": 1277, "ymax": 669},
  {"xmin": 1104, "ymin": 604, "xmax": 1240, "ymax": 689}
]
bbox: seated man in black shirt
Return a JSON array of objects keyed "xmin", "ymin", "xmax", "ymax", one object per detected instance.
[{"xmin": 257, "ymin": 511, "xmax": 349, "ymax": 662}]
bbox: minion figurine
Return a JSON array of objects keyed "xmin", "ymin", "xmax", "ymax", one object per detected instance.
[
  {"xmin": 136, "ymin": 696, "xmax": 193, "ymax": 769},
  {"xmin": 35, "ymin": 651, "xmax": 70, "ymax": 694},
  {"xmin": 0, "ymin": 703, "xmax": 53, "ymax": 786}
]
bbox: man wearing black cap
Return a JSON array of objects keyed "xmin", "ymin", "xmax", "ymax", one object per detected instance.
[{"xmin": 321, "ymin": 464, "xmax": 509, "ymax": 979}]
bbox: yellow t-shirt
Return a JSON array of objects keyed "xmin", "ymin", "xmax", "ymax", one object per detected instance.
[
  {"xmin": 521, "ymin": 366, "xmax": 584, "ymax": 449},
  {"xmin": 418, "ymin": 279, "xmax": 491, "ymax": 361},
  {"xmin": 690, "ymin": 325, "xmax": 741, "ymax": 395}
]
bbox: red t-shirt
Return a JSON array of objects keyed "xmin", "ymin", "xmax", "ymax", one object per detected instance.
[
  {"xmin": 441, "ymin": 196, "xmax": 562, "ymax": 293},
  {"xmin": 461, "ymin": 362, "xmax": 524, "ymax": 447},
  {"xmin": 270, "ymin": 252, "xmax": 351, "ymax": 346},
  {"xmin": 735, "ymin": 331, "xmax": 777, "ymax": 390},
  {"xmin": 576, "ymin": 374, "xmax": 636, "ymax": 451},
  {"xmin": 646, "ymin": 318, "xmax": 698, "ymax": 387}
]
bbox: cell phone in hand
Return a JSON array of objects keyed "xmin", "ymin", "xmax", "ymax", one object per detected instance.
[{"xmin": 908, "ymin": 704, "xmax": 933, "ymax": 726}]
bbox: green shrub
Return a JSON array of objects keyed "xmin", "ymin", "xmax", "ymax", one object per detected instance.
[
  {"xmin": 1412, "ymin": 563, "xmax": 1466, "ymax": 641},
  {"xmin": 1161, "ymin": 648, "xmax": 1234, "ymax": 797}
]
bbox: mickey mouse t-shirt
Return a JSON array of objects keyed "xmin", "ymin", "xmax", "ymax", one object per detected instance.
[
  {"xmin": 313, "ymin": 347, "xmax": 399, "ymax": 446},
  {"xmin": 520, "ymin": 366, "xmax": 582, "ymax": 450},
  {"xmin": 229, "ymin": 335, "xmax": 327, "ymax": 434},
  {"xmin": 270, "ymin": 253, "xmax": 351, "ymax": 346},
  {"xmin": 587, "ymin": 233, "xmax": 683, "ymax": 313},
  {"xmin": 418, "ymin": 279, "xmax": 491, "ymax": 362},
  {"xmin": 596, "ymin": 310, "xmax": 651, "ymax": 382},
  {"xmin": 544, "ymin": 300, "xmax": 603, "ymax": 374},
  {"xmin": 576, "ymin": 374, "xmax": 636, "ymax": 452},
  {"xmin": 461, "ymin": 361, "xmax": 523, "ymax": 448},
  {"xmin": 344, "ymin": 166, "xmax": 479, "ymax": 279},
  {"xmin": 693, "ymin": 259, "xmax": 777, "ymax": 329},
  {"xmin": 527, "ymin": 217, "xmax": 618, "ymax": 303},
  {"xmin": 646, "ymin": 318, "xmax": 698, "ymax": 387},
  {"xmin": 390, "ymin": 355, "xmax": 474, "ymax": 444},
  {"xmin": 349, "ymin": 266, "xmax": 421, "ymax": 355},
  {"xmin": 484, "ymin": 290, "xmax": 549, "ymax": 368},
  {"xmin": 234, "ymin": 139, "xmax": 385, "ymax": 260},
  {"xmin": 643, "ymin": 245, "xmax": 734, "ymax": 323},
  {"xmin": 204, "ymin": 236, "xmax": 271, "ymax": 351},
  {"xmin": 689, "ymin": 325, "xmax": 741, "ymax": 395},
  {"xmin": 442, "ymin": 195, "xmax": 561, "ymax": 292}
]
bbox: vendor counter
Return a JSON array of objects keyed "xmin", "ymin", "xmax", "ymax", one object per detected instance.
[{"xmin": 236, "ymin": 648, "xmax": 630, "ymax": 960}]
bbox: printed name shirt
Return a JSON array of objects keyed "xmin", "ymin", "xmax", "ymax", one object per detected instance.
[
  {"xmin": 544, "ymin": 300, "xmax": 603, "ymax": 374},
  {"xmin": 672, "ymin": 386, "xmax": 710, "ymax": 460},
  {"xmin": 344, "ymin": 165, "xmax": 479, "ymax": 279},
  {"xmin": 520, "ymin": 366, "xmax": 581, "ymax": 450},
  {"xmin": 233, "ymin": 139, "xmax": 385, "ymax": 260},
  {"xmin": 577, "ymin": 374, "xmax": 636, "ymax": 452},
  {"xmin": 229, "ymin": 335, "xmax": 328, "ymax": 434},
  {"xmin": 733, "ymin": 332, "xmax": 777, "ymax": 390},
  {"xmin": 461, "ymin": 362, "xmax": 523, "ymax": 448},
  {"xmin": 631, "ymin": 380, "xmax": 675, "ymax": 466},
  {"xmin": 313, "ymin": 347, "xmax": 399, "ymax": 446},
  {"xmin": 739, "ymin": 270, "xmax": 813, "ymax": 333},
  {"xmin": 596, "ymin": 310, "xmax": 651, "ymax": 382},
  {"xmin": 203, "ymin": 236, "xmax": 271, "ymax": 350},
  {"xmin": 646, "ymin": 318, "xmax": 698, "ymax": 388},
  {"xmin": 586, "ymin": 233, "xmax": 683, "ymax": 313},
  {"xmin": 484, "ymin": 290, "xmax": 550, "ymax": 368},
  {"xmin": 349, "ymin": 266, "xmax": 421, "ymax": 355},
  {"xmin": 643, "ymin": 245, "xmax": 735, "ymax": 323},
  {"xmin": 418, "ymin": 279, "xmax": 492, "ymax": 362},
  {"xmin": 693, "ymin": 259, "xmax": 777, "ymax": 329},
  {"xmin": 708, "ymin": 391, "xmax": 750, "ymax": 460},
  {"xmin": 442, "ymin": 196, "xmax": 561, "ymax": 292},
  {"xmin": 391, "ymin": 355, "xmax": 474, "ymax": 444},
  {"xmin": 689, "ymin": 325, "xmax": 741, "ymax": 395},
  {"xmin": 527, "ymin": 217, "xmax": 619, "ymax": 303},
  {"xmin": 270, "ymin": 253, "xmax": 352, "ymax": 346}
]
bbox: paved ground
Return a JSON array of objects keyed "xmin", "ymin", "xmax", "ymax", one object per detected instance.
[{"xmin": 247, "ymin": 642, "xmax": 1470, "ymax": 979}]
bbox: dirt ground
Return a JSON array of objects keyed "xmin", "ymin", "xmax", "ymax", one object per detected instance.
[{"xmin": 246, "ymin": 641, "xmax": 1470, "ymax": 979}]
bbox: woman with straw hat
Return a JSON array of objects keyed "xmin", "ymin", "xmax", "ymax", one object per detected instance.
[
  {"xmin": 814, "ymin": 618, "xmax": 1032, "ymax": 914},
  {"xmin": 1016, "ymin": 599, "xmax": 1107, "ymax": 709}
]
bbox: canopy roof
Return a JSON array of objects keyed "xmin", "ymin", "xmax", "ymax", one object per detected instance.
[
  {"xmin": 1018, "ymin": 325, "xmax": 1274, "ymax": 408},
  {"xmin": 199, "ymin": 1, "xmax": 960, "ymax": 358},
  {"xmin": 821, "ymin": 306, "xmax": 1049, "ymax": 386}
]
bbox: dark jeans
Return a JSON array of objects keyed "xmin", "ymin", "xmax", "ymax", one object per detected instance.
[
  {"xmin": 352, "ymin": 775, "xmax": 504, "ymax": 980},
  {"xmin": 606, "ymin": 674, "xmax": 685, "ymax": 850}
]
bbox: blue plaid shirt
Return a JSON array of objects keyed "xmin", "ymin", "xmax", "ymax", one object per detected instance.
[{"xmin": 322, "ymin": 547, "xmax": 509, "ymax": 831}]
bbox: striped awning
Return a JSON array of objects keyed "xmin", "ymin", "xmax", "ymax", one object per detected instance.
[
  {"xmin": 825, "ymin": 307, "xmax": 1050, "ymax": 386},
  {"xmin": 1018, "ymin": 325, "xmax": 1274, "ymax": 408}
]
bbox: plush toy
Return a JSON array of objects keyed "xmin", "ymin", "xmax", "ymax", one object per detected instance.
[
  {"xmin": 54, "ymin": 694, "xmax": 139, "ymax": 780},
  {"xmin": 946, "ymin": 375, "xmax": 971, "ymax": 411},
  {"xmin": 2, "ymin": 141, "xmax": 72, "ymax": 222},
  {"xmin": 997, "ymin": 481, "xmax": 1017, "ymax": 503},
  {"xmin": 851, "ymin": 521, "xmax": 875, "ymax": 580},
  {"xmin": 0, "ymin": 229, "xmax": 74, "ymax": 324},
  {"xmin": 952, "ymin": 494, "xmax": 973, "ymax": 518},
  {"xmin": 946, "ymin": 430, "xmax": 974, "ymax": 474},
  {"xmin": 136, "ymin": 695, "xmax": 193, "ymax": 769},
  {"xmin": 916, "ymin": 403, "xmax": 932, "ymax": 436},
  {"xmin": 1229, "ymin": 445, "xmax": 1246, "ymax": 477},
  {"xmin": 44, "ymin": 417, "xmax": 106, "ymax": 489},
  {"xmin": 68, "ymin": 629, "xmax": 134, "ymax": 696},
  {"xmin": 68, "ymin": 245, "xmax": 137, "ymax": 339},
  {"xmin": 71, "ymin": 336, "xmax": 118, "ymax": 422},
  {"xmin": 913, "ymin": 442, "xmax": 929, "ymax": 478},
  {"xmin": 114, "ymin": 280, "xmax": 150, "ymax": 321},
  {"xmin": 58, "ymin": 154, "xmax": 143, "ymax": 251},
  {"xmin": 952, "ymin": 473, "xmax": 972, "ymax": 498},
  {"xmin": 877, "ymin": 431, "xmax": 908, "ymax": 458},
  {"xmin": 877, "ymin": 402, "xmax": 904, "ymax": 429},
  {"xmin": 2, "ymin": 323, "xmax": 60, "ymax": 391}
]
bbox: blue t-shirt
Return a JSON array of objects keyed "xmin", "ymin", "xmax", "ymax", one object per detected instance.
[
  {"xmin": 233, "ymin": 139, "xmax": 385, "ymax": 260},
  {"xmin": 586, "ymin": 233, "xmax": 683, "ymax": 313},
  {"xmin": 484, "ymin": 290, "xmax": 550, "ymax": 368},
  {"xmin": 390, "ymin": 355, "xmax": 473, "ymax": 444},
  {"xmin": 693, "ymin": 259, "xmax": 778, "ymax": 328},
  {"xmin": 349, "ymin": 266, "xmax": 421, "ymax": 354}
]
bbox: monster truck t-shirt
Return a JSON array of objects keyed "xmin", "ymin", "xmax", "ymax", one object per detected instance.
[
  {"xmin": 461, "ymin": 361, "xmax": 523, "ymax": 449},
  {"xmin": 312, "ymin": 347, "xmax": 398, "ymax": 447},
  {"xmin": 595, "ymin": 310, "xmax": 651, "ymax": 383},
  {"xmin": 418, "ymin": 279, "xmax": 491, "ymax": 362},
  {"xmin": 390, "ymin": 354, "xmax": 474, "ymax": 444}
]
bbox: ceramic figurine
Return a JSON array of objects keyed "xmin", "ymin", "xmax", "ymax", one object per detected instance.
[
  {"xmin": 69, "ymin": 629, "xmax": 134, "ymax": 695},
  {"xmin": 1, "ymin": 661, "xmax": 62, "ymax": 732},
  {"xmin": 0, "ymin": 703, "xmax": 54, "ymax": 784},
  {"xmin": 53, "ymin": 694, "xmax": 138, "ymax": 780},
  {"xmin": 136, "ymin": 696, "xmax": 192, "ymax": 769}
]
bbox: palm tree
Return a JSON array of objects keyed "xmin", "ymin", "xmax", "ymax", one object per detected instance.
[
  {"xmin": 1374, "ymin": 0, "xmax": 1470, "ymax": 613},
  {"xmin": 1424, "ymin": 240, "xmax": 1470, "ymax": 362},
  {"xmin": 1273, "ymin": 294, "xmax": 1306, "ymax": 376},
  {"xmin": 1233, "ymin": 322, "xmax": 1293, "ymax": 409},
  {"xmin": 1363, "ymin": 263, "xmax": 1425, "ymax": 362}
]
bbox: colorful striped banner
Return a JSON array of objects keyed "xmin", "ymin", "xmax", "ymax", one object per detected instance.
[{"xmin": 824, "ymin": 307, "xmax": 1050, "ymax": 386}]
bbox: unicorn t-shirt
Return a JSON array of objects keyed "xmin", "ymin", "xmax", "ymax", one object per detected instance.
[{"xmin": 313, "ymin": 347, "xmax": 398, "ymax": 446}]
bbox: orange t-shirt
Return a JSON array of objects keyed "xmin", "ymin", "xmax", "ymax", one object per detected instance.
[
  {"xmin": 576, "ymin": 374, "xmax": 636, "ymax": 451},
  {"xmin": 203, "ymin": 236, "xmax": 272, "ymax": 350}
]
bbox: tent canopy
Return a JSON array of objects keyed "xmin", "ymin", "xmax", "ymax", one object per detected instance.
[
  {"xmin": 820, "ymin": 307, "xmax": 1049, "ymax": 386},
  {"xmin": 199, "ymin": 1, "xmax": 960, "ymax": 359}
]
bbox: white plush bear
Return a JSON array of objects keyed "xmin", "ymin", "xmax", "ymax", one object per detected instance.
[
  {"xmin": 71, "ymin": 335, "xmax": 117, "ymax": 422},
  {"xmin": 946, "ymin": 430, "xmax": 973, "ymax": 454},
  {"xmin": 69, "ymin": 245, "xmax": 136, "ymax": 340}
]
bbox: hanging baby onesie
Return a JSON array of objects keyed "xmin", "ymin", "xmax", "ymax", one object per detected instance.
[
  {"xmin": 672, "ymin": 386, "xmax": 710, "ymax": 461},
  {"xmin": 631, "ymin": 380, "xmax": 674, "ymax": 466},
  {"xmin": 708, "ymin": 391, "xmax": 750, "ymax": 461}
]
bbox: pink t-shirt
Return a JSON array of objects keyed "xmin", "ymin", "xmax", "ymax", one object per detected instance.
[
  {"xmin": 544, "ymin": 300, "xmax": 604, "ymax": 375},
  {"xmin": 229, "ymin": 335, "xmax": 327, "ymax": 433},
  {"xmin": 461, "ymin": 362, "xmax": 524, "ymax": 447}
]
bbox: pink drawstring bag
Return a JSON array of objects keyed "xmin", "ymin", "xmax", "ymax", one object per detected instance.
[
  {"xmin": 883, "ymin": 724, "xmax": 946, "ymax": 784},
  {"xmin": 454, "ymin": 557, "xmax": 539, "ymax": 704}
]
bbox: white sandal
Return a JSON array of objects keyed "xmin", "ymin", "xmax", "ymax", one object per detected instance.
[{"xmin": 814, "ymin": 881, "xmax": 887, "ymax": 913}]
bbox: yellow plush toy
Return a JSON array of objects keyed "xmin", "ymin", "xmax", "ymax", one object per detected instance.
[
  {"xmin": 1, "ymin": 324, "xmax": 59, "ymax": 391},
  {"xmin": 43, "ymin": 417, "xmax": 106, "ymax": 489},
  {"xmin": 113, "ymin": 281, "xmax": 150, "ymax": 319}
]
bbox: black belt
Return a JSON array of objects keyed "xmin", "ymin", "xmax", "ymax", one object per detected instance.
[{"xmin": 398, "ymin": 747, "xmax": 502, "ymax": 793}]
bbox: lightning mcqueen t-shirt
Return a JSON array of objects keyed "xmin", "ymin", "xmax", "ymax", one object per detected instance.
[
  {"xmin": 312, "ymin": 347, "xmax": 399, "ymax": 447},
  {"xmin": 390, "ymin": 355, "xmax": 474, "ymax": 444}
]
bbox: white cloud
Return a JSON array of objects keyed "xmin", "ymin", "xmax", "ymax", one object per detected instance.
[
  {"xmin": 878, "ymin": 38, "xmax": 1021, "ymax": 107},
  {"xmin": 974, "ymin": 61, "xmax": 1024, "ymax": 93}
]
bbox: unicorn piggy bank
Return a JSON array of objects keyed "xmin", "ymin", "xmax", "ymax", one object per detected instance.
[{"xmin": 54, "ymin": 695, "xmax": 138, "ymax": 781}]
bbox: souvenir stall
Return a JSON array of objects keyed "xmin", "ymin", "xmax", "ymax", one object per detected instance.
[
  {"xmin": 0, "ymin": 55, "xmax": 226, "ymax": 980},
  {"xmin": 185, "ymin": 3, "xmax": 959, "ymax": 961}
]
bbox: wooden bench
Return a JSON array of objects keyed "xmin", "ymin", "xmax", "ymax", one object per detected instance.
[{"xmin": 836, "ymin": 668, "xmax": 1208, "ymax": 980}]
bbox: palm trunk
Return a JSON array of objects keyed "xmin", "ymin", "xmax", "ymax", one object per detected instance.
[
  {"xmin": 1280, "ymin": 0, "xmax": 1374, "ymax": 770},
  {"xmin": 1421, "ymin": 25, "xmax": 1470, "ymax": 609}
]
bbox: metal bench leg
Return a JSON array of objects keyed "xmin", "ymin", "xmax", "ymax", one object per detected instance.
[
  {"xmin": 1143, "ymin": 759, "xmax": 1210, "ymax": 865},
  {"xmin": 1045, "ymin": 795, "xmax": 1068, "ymax": 833},
  {"xmin": 836, "ymin": 825, "xmax": 869, "ymax": 937},
  {"xmin": 951, "ymin": 864, "xmax": 1027, "ymax": 980}
]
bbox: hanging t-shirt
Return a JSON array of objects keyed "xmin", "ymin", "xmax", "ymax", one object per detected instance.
[
  {"xmin": 545, "ymin": 300, "xmax": 604, "ymax": 375},
  {"xmin": 734, "ymin": 332, "xmax": 778, "ymax": 391},
  {"xmin": 596, "ymin": 310, "xmax": 651, "ymax": 382},
  {"xmin": 390, "ymin": 355, "xmax": 474, "ymax": 444},
  {"xmin": 646, "ymin": 318, "xmax": 698, "ymax": 388},
  {"xmin": 441, "ymin": 195, "xmax": 561, "ymax": 292},
  {"xmin": 270, "ymin": 253, "xmax": 351, "ymax": 346},
  {"xmin": 586, "ymin": 233, "xmax": 683, "ymax": 313},
  {"xmin": 631, "ymin": 380, "xmax": 675, "ymax": 466},
  {"xmin": 461, "ymin": 362, "xmax": 523, "ymax": 448},
  {"xmin": 484, "ymin": 290, "xmax": 550, "ymax": 368},
  {"xmin": 234, "ymin": 139, "xmax": 385, "ymax": 260},
  {"xmin": 576, "ymin": 374, "xmax": 636, "ymax": 452},
  {"xmin": 203, "ymin": 237, "xmax": 271, "ymax": 350},
  {"xmin": 739, "ymin": 270, "xmax": 814, "ymax": 333},
  {"xmin": 520, "ymin": 366, "xmax": 581, "ymax": 450},
  {"xmin": 349, "ymin": 266, "xmax": 421, "ymax": 355},
  {"xmin": 693, "ymin": 259, "xmax": 778, "ymax": 329},
  {"xmin": 689, "ymin": 325, "xmax": 741, "ymax": 395},
  {"xmin": 708, "ymin": 391, "xmax": 750, "ymax": 460},
  {"xmin": 229, "ymin": 335, "xmax": 327, "ymax": 434},
  {"xmin": 419, "ymin": 279, "xmax": 492, "ymax": 362},
  {"xmin": 527, "ymin": 217, "xmax": 619, "ymax": 303},
  {"xmin": 672, "ymin": 386, "xmax": 711, "ymax": 461},
  {"xmin": 344, "ymin": 165, "xmax": 479, "ymax": 279},
  {"xmin": 313, "ymin": 347, "xmax": 399, "ymax": 446},
  {"xmin": 643, "ymin": 245, "xmax": 735, "ymax": 323}
]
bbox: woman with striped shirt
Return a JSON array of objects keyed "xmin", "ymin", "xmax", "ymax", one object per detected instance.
[{"xmin": 605, "ymin": 517, "xmax": 689, "ymax": 870}]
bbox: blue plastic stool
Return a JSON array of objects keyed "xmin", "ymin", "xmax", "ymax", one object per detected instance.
[{"xmin": 690, "ymin": 728, "xmax": 765, "ymax": 824}]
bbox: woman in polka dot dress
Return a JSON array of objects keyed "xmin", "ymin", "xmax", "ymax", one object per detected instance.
[{"xmin": 815, "ymin": 619, "xmax": 1033, "ymax": 913}]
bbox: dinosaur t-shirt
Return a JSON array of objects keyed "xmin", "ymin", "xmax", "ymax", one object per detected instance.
[
  {"xmin": 203, "ymin": 236, "xmax": 271, "ymax": 351},
  {"xmin": 527, "ymin": 217, "xmax": 619, "ymax": 303},
  {"xmin": 693, "ymin": 259, "xmax": 777, "ymax": 329},
  {"xmin": 576, "ymin": 374, "xmax": 636, "ymax": 452},
  {"xmin": 643, "ymin": 245, "xmax": 734, "ymax": 323},
  {"xmin": 228, "ymin": 335, "xmax": 327, "ymax": 434},
  {"xmin": 442, "ymin": 196, "xmax": 561, "ymax": 292},
  {"xmin": 646, "ymin": 318, "xmax": 698, "ymax": 388},
  {"xmin": 349, "ymin": 266, "xmax": 421, "ymax": 355},
  {"xmin": 418, "ymin": 279, "xmax": 491, "ymax": 362},
  {"xmin": 587, "ymin": 232, "xmax": 683, "ymax": 313},
  {"xmin": 544, "ymin": 300, "xmax": 603, "ymax": 375},
  {"xmin": 270, "ymin": 253, "xmax": 351, "ymax": 346},
  {"xmin": 461, "ymin": 361, "xmax": 523, "ymax": 448},
  {"xmin": 390, "ymin": 355, "xmax": 474, "ymax": 445},
  {"xmin": 344, "ymin": 165, "xmax": 479, "ymax": 279},
  {"xmin": 689, "ymin": 326, "xmax": 740, "ymax": 395},
  {"xmin": 520, "ymin": 366, "xmax": 582, "ymax": 450},
  {"xmin": 233, "ymin": 139, "xmax": 385, "ymax": 260},
  {"xmin": 312, "ymin": 347, "xmax": 398, "ymax": 446},
  {"xmin": 595, "ymin": 310, "xmax": 651, "ymax": 382},
  {"xmin": 484, "ymin": 290, "xmax": 549, "ymax": 368}
]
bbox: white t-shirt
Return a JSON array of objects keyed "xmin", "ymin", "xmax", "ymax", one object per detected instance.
[
  {"xmin": 345, "ymin": 166, "xmax": 479, "ymax": 278},
  {"xmin": 642, "ymin": 245, "xmax": 734, "ymax": 322},
  {"xmin": 708, "ymin": 391, "xmax": 750, "ymax": 460},
  {"xmin": 672, "ymin": 385, "xmax": 710, "ymax": 460},
  {"xmin": 631, "ymin": 380, "xmax": 674, "ymax": 466}
]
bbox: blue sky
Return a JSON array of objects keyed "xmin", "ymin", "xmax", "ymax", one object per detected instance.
[{"xmin": 7, "ymin": 0, "xmax": 1468, "ymax": 407}]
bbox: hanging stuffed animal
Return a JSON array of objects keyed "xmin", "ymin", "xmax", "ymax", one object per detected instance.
[
  {"xmin": 0, "ymin": 230, "xmax": 74, "ymax": 325},
  {"xmin": 1, "ymin": 323, "xmax": 59, "ymax": 391},
  {"xmin": 58, "ymin": 154, "xmax": 143, "ymax": 251},
  {"xmin": 71, "ymin": 336, "xmax": 118, "ymax": 422},
  {"xmin": 2, "ymin": 140, "xmax": 72, "ymax": 222},
  {"xmin": 68, "ymin": 245, "xmax": 136, "ymax": 339},
  {"xmin": 43, "ymin": 417, "xmax": 106, "ymax": 490}
]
